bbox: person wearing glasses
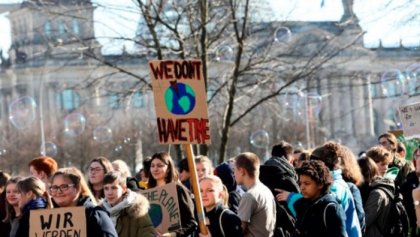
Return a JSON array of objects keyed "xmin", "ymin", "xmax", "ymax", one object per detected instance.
[
  {"xmin": 149, "ymin": 152, "xmax": 197, "ymax": 237},
  {"xmin": 87, "ymin": 157, "xmax": 114, "ymax": 202},
  {"xmin": 13, "ymin": 176, "xmax": 52, "ymax": 237},
  {"xmin": 378, "ymin": 132, "xmax": 414, "ymax": 189},
  {"xmin": 50, "ymin": 167, "xmax": 118, "ymax": 237},
  {"xmin": 101, "ymin": 171, "xmax": 156, "ymax": 237}
]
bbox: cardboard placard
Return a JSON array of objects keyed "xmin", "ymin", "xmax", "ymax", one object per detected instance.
[
  {"xmin": 30, "ymin": 206, "xmax": 86, "ymax": 237},
  {"xmin": 399, "ymin": 102, "xmax": 420, "ymax": 139},
  {"xmin": 138, "ymin": 182, "xmax": 181, "ymax": 234},
  {"xmin": 149, "ymin": 59, "xmax": 211, "ymax": 144}
]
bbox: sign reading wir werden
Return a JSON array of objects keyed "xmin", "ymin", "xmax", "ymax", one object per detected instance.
[{"xmin": 149, "ymin": 60, "xmax": 210, "ymax": 144}]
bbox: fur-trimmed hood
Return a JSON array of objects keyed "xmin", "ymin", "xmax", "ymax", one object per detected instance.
[{"xmin": 126, "ymin": 192, "xmax": 150, "ymax": 218}]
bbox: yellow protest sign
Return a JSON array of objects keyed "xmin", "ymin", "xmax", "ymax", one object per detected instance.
[
  {"xmin": 30, "ymin": 206, "xmax": 86, "ymax": 237},
  {"xmin": 149, "ymin": 60, "xmax": 211, "ymax": 144}
]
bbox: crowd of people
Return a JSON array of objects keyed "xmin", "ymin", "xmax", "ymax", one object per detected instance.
[{"xmin": 0, "ymin": 131, "xmax": 419, "ymax": 237}]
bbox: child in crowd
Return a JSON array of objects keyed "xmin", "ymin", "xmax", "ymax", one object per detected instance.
[
  {"xmin": 199, "ymin": 175, "xmax": 243, "ymax": 237},
  {"xmin": 292, "ymin": 160, "xmax": 347, "ymax": 237}
]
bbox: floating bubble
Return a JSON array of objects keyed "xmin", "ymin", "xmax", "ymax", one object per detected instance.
[
  {"xmin": 114, "ymin": 145, "xmax": 123, "ymax": 155},
  {"xmin": 307, "ymin": 92, "xmax": 323, "ymax": 118},
  {"xmin": 281, "ymin": 87, "xmax": 305, "ymax": 119},
  {"xmin": 123, "ymin": 137, "xmax": 137, "ymax": 146},
  {"xmin": 405, "ymin": 63, "xmax": 420, "ymax": 95},
  {"xmin": 40, "ymin": 142, "xmax": 58, "ymax": 157},
  {"xmin": 9, "ymin": 96, "xmax": 37, "ymax": 129},
  {"xmin": 0, "ymin": 149, "xmax": 7, "ymax": 156},
  {"xmin": 93, "ymin": 127, "xmax": 113, "ymax": 143},
  {"xmin": 380, "ymin": 69, "xmax": 406, "ymax": 97},
  {"xmin": 64, "ymin": 112, "xmax": 86, "ymax": 137},
  {"xmin": 250, "ymin": 130, "xmax": 269, "ymax": 148},
  {"xmin": 274, "ymin": 26, "xmax": 292, "ymax": 43},
  {"xmin": 215, "ymin": 45, "xmax": 233, "ymax": 61}
]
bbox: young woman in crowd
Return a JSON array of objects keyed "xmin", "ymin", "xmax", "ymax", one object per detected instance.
[
  {"xmin": 292, "ymin": 160, "xmax": 347, "ymax": 237},
  {"xmin": 149, "ymin": 152, "xmax": 197, "ymax": 237},
  {"xmin": 2, "ymin": 177, "xmax": 21, "ymax": 237},
  {"xmin": 14, "ymin": 176, "xmax": 52, "ymax": 237},
  {"xmin": 0, "ymin": 171, "xmax": 11, "ymax": 237},
  {"xmin": 50, "ymin": 167, "xmax": 118, "ymax": 236},
  {"xmin": 87, "ymin": 156, "xmax": 114, "ymax": 202},
  {"xmin": 101, "ymin": 171, "xmax": 155, "ymax": 237},
  {"xmin": 358, "ymin": 156, "xmax": 395, "ymax": 237},
  {"xmin": 28, "ymin": 156, "xmax": 58, "ymax": 186},
  {"xmin": 199, "ymin": 175, "xmax": 243, "ymax": 237}
]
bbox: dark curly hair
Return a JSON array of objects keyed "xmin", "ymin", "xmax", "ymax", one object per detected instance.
[
  {"xmin": 296, "ymin": 160, "xmax": 333, "ymax": 194},
  {"xmin": 310, "ymin": 141, "xmax": 341, "ymax": 170}
]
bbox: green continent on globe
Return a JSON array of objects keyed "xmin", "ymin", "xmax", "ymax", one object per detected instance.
[
  {"xmin": 178, "ymin": 96, "xmax": 191, "ymax": 113},
  {"xmin": 164, "ymin": 89, "xmax": 174, "ymax": 111}
]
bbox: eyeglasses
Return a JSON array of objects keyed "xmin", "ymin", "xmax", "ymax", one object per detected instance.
[
  {"xmin": 49, "ymin": 184, "xmax": 75, "ymax": 193},
  {"xmin": 89, "ymin": 167, "xmax": 104, "ymax": 173}
]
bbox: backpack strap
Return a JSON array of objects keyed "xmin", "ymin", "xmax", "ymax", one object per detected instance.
[
  {"xmin": 323, "ymin": 202, "xmax": 335, "ymax": 230},
  {"xmin": 219, "ymin": 209, "xmax": 228, "ymax": 237}
]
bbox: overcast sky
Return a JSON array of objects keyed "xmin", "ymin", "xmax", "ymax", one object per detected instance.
[{"xmin": 0, "ymin": 0, "xmax": 419, "ymax": 55}]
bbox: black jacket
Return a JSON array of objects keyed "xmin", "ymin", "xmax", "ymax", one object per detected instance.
[
  {"xmin": 205, "ymin": 203, "xmax": 243, "ymax": 237},
  {"xmin": 77, "ymin": 196, "xmax": 118, "ymax": 237},
  {"xmin": 293, "ymin": 193, "xmax": 347, "ymax": 237}
]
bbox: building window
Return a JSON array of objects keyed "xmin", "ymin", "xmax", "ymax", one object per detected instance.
[
  {"xmin": 109, "ymin": 94, "xmax": 120, "ymax": 110},
  {"xmin": 58, "ymin": 20, "xmax": 66, "ymax": 36},
  {"xmin": 132, "ymin": 91, "xmax": 144, "ymax": 108},
  {"xmin": 44, "ymin": 21, "xmax": 52, "ymax": 37},
  {"xmin": 57, "ymin": 89, "xmax": 80, "ymax": 111},
  {"xmin": 72, "ymin": 19, "xmax": 80, "ymax": 35}
]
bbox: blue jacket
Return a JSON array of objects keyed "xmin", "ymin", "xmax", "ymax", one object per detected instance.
[
  {"xmin": 293, "ymin": 193, "xmax": 347, "ymax": 237},
  {"xmin": 287, "ymin": 169, "xmax": 362, "ymax": 237}
]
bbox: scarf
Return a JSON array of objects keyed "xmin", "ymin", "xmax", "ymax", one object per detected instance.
[
  {"xmin": 22, "ymin": 197, "xmax": 47, "ymax": 214},
  {"xmin": 101, "ymin": 190, "xmax": 136, "ymax": 226}
]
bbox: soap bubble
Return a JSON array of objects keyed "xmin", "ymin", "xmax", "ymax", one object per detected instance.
[
  {"xmin": 64, "ymin": 112, "xmax": 86, "ymax": 137},
  {"xmin": 123, "ymin": 137, "xmax": 137, "ymax": 146},
  {"xmin": 40, "ymin": 142, "xmax": 58, "ymax": 157},
  {"xmin": 380, "ymin": 69, "xmax": 406, "ymax": 97},
  {"xmin": 274, "ymin": 27, "xmax": 292, "ymax": 43},
  {"xmin": 405, "ymin": 63, "xmax": 420, "ymax": 95},
  {"xmin": 250, "ymin": 130, "xmax": 269, "ymax": 148},
  {"xmin": 0, "ymin": 149, "xmax": 7, "ymax": 156},
  {"xmin": 93, "ymin": 127, "xmax": 113, "ymax": 143},
  {"xmin": 9, "ymin": 96, "xmax": 37, "ymax": 129},
  {"xmin": 215, "ymin": 45, "xmax": 233, "ymax": 61}
]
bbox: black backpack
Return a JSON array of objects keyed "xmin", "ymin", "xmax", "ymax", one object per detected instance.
[
  {"xmin": 374, "ymin": 186, "xmax": 409, "ymax": 237},
  {"xmin": 260, "ymin": 163, "xmax": 299, "ymax": 237}
]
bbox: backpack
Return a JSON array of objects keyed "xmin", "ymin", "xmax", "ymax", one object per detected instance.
[
  {"xmin": 374, "ymin": 186, "xmax": 409, "ymax": 237},
  {"xmin": 260, "ymin": 160, "xmax": 299, "ymax": 237}
]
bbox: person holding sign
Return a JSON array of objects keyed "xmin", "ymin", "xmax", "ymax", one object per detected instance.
[
  {"xmin": 199, "ymin": 175, "xmax": 243, "ymax": 237},
  {"xmin": 101, "ymin": 171, "xmax": 156, "ymax": 237},
  {"xmin": 13, "ymin": 176, "xmax": 52, "ymax": 237},
  {"xmin": 50, "ymin": 167, "xmax": 118, "ymax": 237},
  {"xmin": 149, "ymin": 152, "xmax": 198, "ymax": 237}
]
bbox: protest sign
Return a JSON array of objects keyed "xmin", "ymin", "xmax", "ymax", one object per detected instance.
[
  {"xmin": 399, "ymin": 102, "xmax": 420, "ymax": 139},
  {"xmin": 149, "ymin": 60, "xmax": 211, "ymax": 144},
  {"xmin": 30, "ymin": 206, "xmax": 86, "ymax": 237},
  {"xmin": 138, "ymin": 182, "xmax": 181, "ymax": 234}
]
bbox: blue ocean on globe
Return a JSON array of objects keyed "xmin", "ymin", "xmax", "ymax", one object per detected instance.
[
  {"xmin": 148, "ymin": 204, "xmax": 163, "ymax": 227},
  {"xmin": 165, "ymin": 82, "xmax": 196, "ymax": 115}
]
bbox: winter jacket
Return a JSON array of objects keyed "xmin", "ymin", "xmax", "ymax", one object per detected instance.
[
  {"xmin": 205, "ymin": 203, "xmax": 243, "ymax": 237},
  {"xmin": 76, "ymin": 196, "xmax": 118, "ymax": 237},
  {"xmin": 389, "ymin": 154, "xmax": 414, "ymax": 190},
  {"xmin": 214, "ymin": 162, "xmax": 241, "ymax": 214},
  {"xmin": 293, "ymin": 193, "xmax": 347, "ymax": 237},
  {"xmin": 400, "ymin": 171, "xmax": 419, "ymax": 237},
  {"xmin": 175, "ymin": 183, "xmax": 198, "ymax": 237},
  {"xmin": 287, "ymin": 169, "xmax": 362, "ymax": 237},
  {"xmin": 13, "ymin": 197, "xmax": 48, "ymax": 237},
  {"xmin": 102, "ymin": 190, "xmax": 155, "ymax": 237},
  {"xmin": 347, "ymin": 182, "xmax": 366, "ymax": 234},
  {"xmin": 364, "ymin": 177, "xmax": 395, "ymax": 237}
]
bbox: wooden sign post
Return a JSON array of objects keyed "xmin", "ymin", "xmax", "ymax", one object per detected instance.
[{"xmin": 149, "ymin": 59, "xmax": 210, "ymax": 234}]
